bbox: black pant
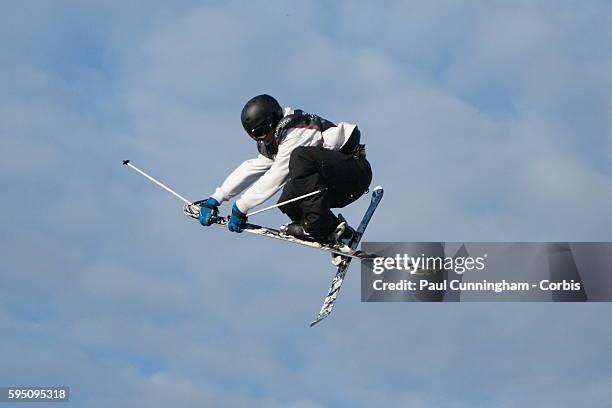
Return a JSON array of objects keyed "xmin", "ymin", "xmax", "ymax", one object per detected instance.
[{"xmin": 278, "ymin": 145, "xmax": 372, "ymax": 239}]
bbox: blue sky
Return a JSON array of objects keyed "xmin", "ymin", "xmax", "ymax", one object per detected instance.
[{"xmin": 2, "ymin": 1, "xmax": 612, "ymax": 407}]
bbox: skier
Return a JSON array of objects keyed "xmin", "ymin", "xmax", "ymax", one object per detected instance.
[{"xmin": 189, "ymin": 94, "xmax": 372, "ymax": 245}]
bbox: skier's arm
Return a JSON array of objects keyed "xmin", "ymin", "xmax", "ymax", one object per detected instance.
[
  {"xmin": 235, "ymin": 130, "xmax": 316, "ymax": 213},
  {"xmin": 210, "ymin": 154, "xmax": 274, "ymax": 204}
]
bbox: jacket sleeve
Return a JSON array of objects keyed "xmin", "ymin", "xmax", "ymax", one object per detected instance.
[
  {"xmin": 235, "ymin": 128, "xmax": 319, "ymax": 213},
  {"xmin": 210, "ymin": 154, "xmax": 274, "ymax": 204}
]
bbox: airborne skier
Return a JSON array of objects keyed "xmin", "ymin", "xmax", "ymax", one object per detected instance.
[
  {"xmin": 123, "ymin": 94, "xmax": 380, "ymax": 325},
  {"xmin": 190, "ymin": 94, "xmax": 372, "ymax": 245}
]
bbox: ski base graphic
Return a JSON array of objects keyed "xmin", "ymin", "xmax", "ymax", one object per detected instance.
[{"xmin": 310, "ymin": 186, "xmax": 384, "ymax": 327}]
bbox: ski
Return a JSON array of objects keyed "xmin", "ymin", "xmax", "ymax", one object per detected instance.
[
  {"xmin": 183, "ymin": 205, "xmax": 379, "ymax": 261},
  {"xmin": 122, "ymin": 161, "xmax": 384, "ymax": 323},
  {"xmin": 310, "ymin": 186, "xmax": 384, "ymax": 327},
  {"xmin": 214, "ymin": 217, "xmax": 379, "ymax": 260}
]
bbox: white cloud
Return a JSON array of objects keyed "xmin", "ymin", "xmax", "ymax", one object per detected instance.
[{"xmin": 1, "ymin": 1, "xmax": 612, "ymax": 407}]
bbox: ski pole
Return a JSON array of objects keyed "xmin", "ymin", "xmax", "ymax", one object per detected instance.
[
  {"xmin": 122, "ymin": 160, "xmax": 192, "ymax": 205},
  {"xmin": 122, "ymin": 159, "xmax": 325, "ymax": 218},
  {"xmin": 246, "ymin": 188, "xmax": 327, "ymax": 217}
]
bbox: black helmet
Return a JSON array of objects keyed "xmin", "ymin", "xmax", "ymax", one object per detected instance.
[{"xmin": 241, "ymin": 94, "xmax": 283, "ymax": 141}]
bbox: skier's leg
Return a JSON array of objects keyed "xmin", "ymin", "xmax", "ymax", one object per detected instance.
[
  {"xmin": 324, "ymin": 127, "xmax": 372, "ymax": 209},
  {"xmin": 325, "ymin": 155, "xmax": 372, "ymax": 208},
  {"xmin": 292, "ymin": 146, "xmax": 371, "ymax": 207},
  {"xmin": 277, "ymin": 181, "xmax": 302, "ymax": 222},
  {"xmin": 286, "ymin": 146, "xmax": 338, "ymax": 239},
  {"xmin": 296, "ymin": 147, "xmax": 372, "ymax": 233},
  {"xmin": 282, "ymin": 143, "xmax": 372, "ymax": 241}
]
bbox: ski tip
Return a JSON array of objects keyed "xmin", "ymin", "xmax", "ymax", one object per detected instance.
[
  {"xmin": 373, "ymin": 185, "xmax": 383, "ymax": 192},
  {"xmin": 309, "ymin": 312, "xmax": 329, "ymax": 327},
  {"xmin": 122, "ymin": 159, "xmax": 130, "ymax": 165}
]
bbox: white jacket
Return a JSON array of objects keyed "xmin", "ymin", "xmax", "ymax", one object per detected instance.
[{"xmin": 210, "ymin": 108, "xmax": 356, "ymax": 213}]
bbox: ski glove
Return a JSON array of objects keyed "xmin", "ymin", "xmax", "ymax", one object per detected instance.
[
  {"xmin": 228, "ymin": 203, "xmax": 247, "ymax": 233},
  {"xmin": 198, "ymin": 197, "xmax": 220, "ymax": 226}
]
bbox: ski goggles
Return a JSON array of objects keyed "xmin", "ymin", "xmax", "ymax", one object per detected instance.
[
  {"xmin": 247, "ymin": 117, "xmax": 277, "ymax": 141},
  {"xmin": 247, "ymin": 124, "xmax": 268, "ymax": 140}
]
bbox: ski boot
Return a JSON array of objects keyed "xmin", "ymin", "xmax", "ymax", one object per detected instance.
[
  {"xmin": 330, "ymin": 214, "xmax": 356, "ymax": 266},
  {"xmin": 280, "ymin": 215, "xmax": 356, "ymax": 265},
  {"xmin": 280, "ymin": 222, "xmax": 317, "ymax": 242}
]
